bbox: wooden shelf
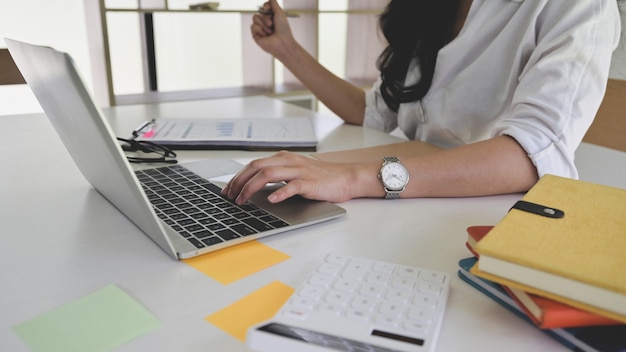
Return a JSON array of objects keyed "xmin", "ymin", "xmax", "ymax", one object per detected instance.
[
  {"xmin": 84, "ymin": 0, "xmax": 387, "ymax": 108},
  {"xmin": 104, "ymin": 8, "xmax": 382, "ymax": 15},
  {"xmin": 114, "ymin": 85, "xmax": 271, "ymax": 105}
]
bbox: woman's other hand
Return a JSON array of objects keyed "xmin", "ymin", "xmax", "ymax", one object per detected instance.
[{"xmin": 251, "ymin": 0, "xmax": 295, "ymax": 58}]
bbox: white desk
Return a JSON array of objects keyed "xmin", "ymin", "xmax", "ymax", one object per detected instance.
[{"xmin": 2, "ymin": 96, "xmax": 625, "ymax": 351}]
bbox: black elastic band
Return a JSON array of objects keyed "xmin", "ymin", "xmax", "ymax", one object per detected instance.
[{"xmin": 510, "ymin": 200, "xmax": 564, "ymax": 219}]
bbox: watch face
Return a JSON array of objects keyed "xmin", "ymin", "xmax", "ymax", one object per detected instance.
[{"xmin": 380, "ymin": 162, "xmax": 409, "ymax": 191}]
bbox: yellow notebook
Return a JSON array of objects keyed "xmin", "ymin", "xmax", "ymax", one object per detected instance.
[{"xmin": 470, "ymin": 174, "xmax": 626, "ymax": 323}]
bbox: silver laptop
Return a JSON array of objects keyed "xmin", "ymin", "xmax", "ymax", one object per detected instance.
[{"xmin": 6, "ymin": 38, "xmax": 346, "ymax": 260}]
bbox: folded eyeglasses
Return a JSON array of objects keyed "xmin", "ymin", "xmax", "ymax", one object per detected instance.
[{"xmin": 117, "ymin": 137, "xmax": 177, "ymax": 164}]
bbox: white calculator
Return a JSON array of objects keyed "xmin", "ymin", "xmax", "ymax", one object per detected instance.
[{"xmin": 247, "ymin": 254, "xmax": 451, "ymax": 352}]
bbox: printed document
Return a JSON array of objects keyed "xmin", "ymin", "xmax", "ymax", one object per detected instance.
[{"xmin": 135, "ymin": 117, "xmax": 317, "ymax": 150}]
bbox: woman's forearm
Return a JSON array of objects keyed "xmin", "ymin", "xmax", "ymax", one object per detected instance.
[
  {"xmin": 355, "ymin": 135, "xmax": 539, "ymax": 199},
  {"xmin": 275, "ymin": 39, "xmax": 366, "ymax": 125}
]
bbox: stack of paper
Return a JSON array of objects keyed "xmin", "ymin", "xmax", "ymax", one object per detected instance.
[{"xmin": 135, "ymin": 117, "xmax": 318, "ymax": 151}]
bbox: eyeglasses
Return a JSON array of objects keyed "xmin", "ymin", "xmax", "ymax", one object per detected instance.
[{"xmin": 117, "ymin": 137, "xmax": 177, "ymax": 164}]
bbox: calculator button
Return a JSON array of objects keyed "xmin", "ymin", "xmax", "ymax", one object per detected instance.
[
  {"xmin": 283, "ymin": 308, "xmax": 309, "ymax": 320},
  {"xmin": 343, "ymin": 259, "xmax": 370, "ymax": 279},
  {"xmin": 407, "ymin": 306, "xmax": 434, "ymax": 322},
  {"xmin": 422, "ymin": 269, "xmax": 446, "ymax": 283},
  {"xmin": 333, "ymin": 277, "xmax": 360, "ymax": 292},
  {"xmin": 318, "ymin": 262, "xmax": 342, "ymax": 275},
  {"xmin": 372, "ymin": 262, "xmax": 395, "ymax": 274},
  {"xmin": 351, "ymin": 295, "xmax": 377, "ymax": 311},
  {"xmin": 391, "ymin": 277, "xmax": 416, "ymax": 290},
  {"xmin": 317, "ymin": 303, "xmax": 342, "ymax": 316},
  {"xmin": 403, "ymin": 321, "xmax": 429, "ymax": 334},
  {"xmin": 309, "ymin": 273, "xmax": 334, "ymax": 287},
  {"xmin": 325, "ymin": 254, "xmax": 349, "ymax": 265},
  {"xmin": 345, "ymin": 308, "xmax": 370, "ymax": 322},
  {"xmin": 379, "ymin": 301, "xmax": 405, "ymax": 316},
  {"xmin": 374, "ymin": 315, "xmax": 398, "ymax": 327},
  {"xmin": 385, "ymin": 288, "xmax": 411, "ymax": 302},
  {"xmin": 291, "ymin": 297, "xmax": 316, "ymax": 309},
  {"xmin": 359, "ymin": 282, "xmax": 384, "ymax": 297},
  {"xmin": 413, "ymin": 293, "xmax": 438, "ymax": 308},
  {"xmin": 298, "ymin": 285, "xmax": 325, "ymax": 300},
  {"xmin": 419, "ymin": 282, "xmax": 443, "ymax": 295},
  {"xmin": 396, "ymin": 266, "xmax": 420, "ymax": 279},
  {"xmin": 366, "ymin": 272, "xmax": 391, "ymax": 285},
  {"xmin": 325, "ymin": 290, "xmax": 351, "ymax": 305}
]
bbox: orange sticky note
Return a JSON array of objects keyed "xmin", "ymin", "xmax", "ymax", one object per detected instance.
[
  {"xmin": 182, "ymin": 240, "xmax": 290, "ymax": 284},
  {"xmin": 206, "ymin": 281, "xmax": 294, "ymax": 341}
]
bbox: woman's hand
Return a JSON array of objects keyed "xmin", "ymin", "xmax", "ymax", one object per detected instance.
[
  {"xmin": 222, "ymin": 151, "xmax": 376, "ymax": 205},
  {"xmin": 251, "ymin": 0, "xmax": 368, "ymax": 125},
  {"xmin": 251, "ymin": 0, "xmax": 295, "ymax": 58}
]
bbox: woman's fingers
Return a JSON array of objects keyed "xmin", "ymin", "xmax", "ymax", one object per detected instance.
[
  {"xmin": 222, "ymin": 151, "xmax": 359, "ymax": 205},
  {"xmin": 223, "ymin": 152, "xmax": 294, "ymax": 201},
  {"xmin": 251, "ymin": 12, "xmax": 273, "ymax": 37}
]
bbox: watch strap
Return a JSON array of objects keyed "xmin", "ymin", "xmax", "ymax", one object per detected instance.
[
  {"xmin": 383, "ymin": 156, "xmax": 400, "ymax": 163},
  {"xmin": 384, "ymin": 190, "xmax": 402, "ymax": 199}
]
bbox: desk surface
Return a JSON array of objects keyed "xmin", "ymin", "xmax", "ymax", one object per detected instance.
[{"xmin": 2, "ymin": 96, "xmax": 625, "ymax": 352}]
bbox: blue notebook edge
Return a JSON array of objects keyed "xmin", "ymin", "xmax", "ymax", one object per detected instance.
[{"xmin": 456, "ymin": 257, "xmax": 623, "ymax": 352}]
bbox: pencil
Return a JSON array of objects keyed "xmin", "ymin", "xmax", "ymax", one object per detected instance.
[{"xmin": 257, "ymin": 7, "xmax": 299, "ymax": 18}]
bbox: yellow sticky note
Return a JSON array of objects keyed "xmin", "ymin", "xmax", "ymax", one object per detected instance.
[
  {"xmin": 206, "ymin": 281, "xmax": 294, "ymax": 341},
  {"xmin": 182, "ymin": 240, "xmax": 290, "ymax": 284}
]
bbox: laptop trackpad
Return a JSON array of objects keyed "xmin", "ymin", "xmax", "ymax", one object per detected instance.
[
  {"xmin": 248, "ymin": 184, "xmax": 346, "ymax": 225},
  {"xmin": 183, "ymin": 159, "xmax": 243, "ymax": 179}
]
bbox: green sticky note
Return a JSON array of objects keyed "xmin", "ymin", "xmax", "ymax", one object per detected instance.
[{"xmin": 13, "ymin": 285, "xmax": 161, "ymax": 352}]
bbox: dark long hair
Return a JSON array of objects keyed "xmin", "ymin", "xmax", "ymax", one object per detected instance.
[{"xmin": 377, "ymin": 0, "xmax": 461, "ymax": 112}]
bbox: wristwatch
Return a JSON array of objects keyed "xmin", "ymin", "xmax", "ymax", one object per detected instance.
[{"xmin": 378, "ymin": 156, "xmax": 410, "ymax": 199}]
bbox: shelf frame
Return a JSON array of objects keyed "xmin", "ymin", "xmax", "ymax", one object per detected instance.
[{"xmin": 84, "ymin": 0, "xmax": 386, "ymax": 107}]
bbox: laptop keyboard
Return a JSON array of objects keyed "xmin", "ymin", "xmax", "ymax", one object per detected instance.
[{"xmin": 135, "ymin": 165, "xmax": 290, "ymax": 249}]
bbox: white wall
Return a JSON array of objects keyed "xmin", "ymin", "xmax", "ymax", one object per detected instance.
[
  {"xmin": 0, "ymin": 0, "xmax": 349, "ymax": 115},
  {"xmin": 0, "ymin": 0, "xmax": 90, "ymax": 115},
  {"xmin": 1, "ymin": 0, "xmax": 626, "ymax": 116},
  {"xmin": 105, "ymin": 0, "xmax": 348, "ymax": 95}
]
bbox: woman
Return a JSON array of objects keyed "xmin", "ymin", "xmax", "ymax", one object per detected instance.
[{"xmin": 222, "ymin": 0, "xmax": 621, "ymax": 205}]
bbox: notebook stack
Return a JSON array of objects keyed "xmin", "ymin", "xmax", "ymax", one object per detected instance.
[{"xmin": 458, "ymin": 174, "xmax": 626, "ymax": 352}]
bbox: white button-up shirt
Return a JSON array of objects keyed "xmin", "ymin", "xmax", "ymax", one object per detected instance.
[{"xmin": 364, "ymin": 0, "xmax": 621, "ymax": 178}]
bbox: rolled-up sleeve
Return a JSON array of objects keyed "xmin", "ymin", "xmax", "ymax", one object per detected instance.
[
  {"xmin": 495, "ymin": 0, "xmax": 621, "ymax": 178},
  {"xmin": 363, "ymin": 77, "xmax": 400, "ymax": 133}
]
